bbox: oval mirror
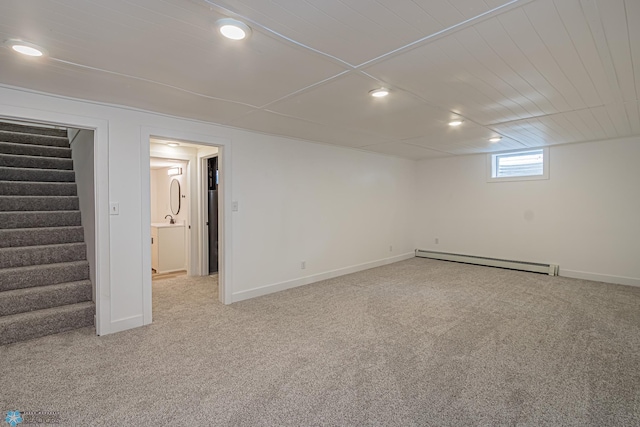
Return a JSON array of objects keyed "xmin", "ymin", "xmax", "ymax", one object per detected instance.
[{"xmin": 170, "ymin": 179, "xmax": 181, "ymax": 215}]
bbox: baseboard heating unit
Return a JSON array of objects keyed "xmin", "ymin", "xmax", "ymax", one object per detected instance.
[{"xmin": 415, "ymin": 249, "xmax": 559, "ymax": 276}]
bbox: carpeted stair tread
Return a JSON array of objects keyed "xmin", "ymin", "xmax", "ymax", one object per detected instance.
[
  {"xmin": 0, "ymin": 261, "xmax": 89, "ymax": 292},
  {"xmin": 0, "ymin": 210, "xmax": 81, "ymax": 229},
  {"xmin": 0, "ymin": 226, "xmax": 85, "ymax": 248},
  {"xmin": 0, "ymin": 141, "xmax": 71, "ymax": 158},
  {"xmin": 0, "ymin": 153, "xmax": 73, "ymax": 170},
  {"xmin": 0, "ymin": 131, "xmax": 69, "ymax": 147},
  {"xmin": 0, "ymin": 123, "xmax": 67, "ymax": 137},
  {"xmin": 0, "ymin": 242, "xmax": 86, "ymax": 269},
  {"xmin": 0, "ymin": 181, "xmax": 77, "ymax": 196},
  {"xmin": 0, "ymin": 166, "xmax": 75, "ymax": 182},
  {"xmin": 0, "ymin": 280, "xmax": 92, "ymax": 316},
  {"xmin": 0, "ymin": 301, "xmax": 94, "ymax": 346},
  {"xmin": 0, "ymin": 121, "xmax": 93, "ymax": 344},
  {"xmin": 0, "ymin": 196, "xmax": 79, "ymax": 212}
]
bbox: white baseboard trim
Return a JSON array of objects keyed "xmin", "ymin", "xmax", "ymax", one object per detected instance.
[
  {"xmin": 232, "ymin": 252, "xmax": 415, "ymax": 303},
  {"xmin": 560, "ymin": 269, "xmax": 640, "ymax": 288},
  {"xmin": 106, "ymin": 315, "xmax": 144, "ymax": 335}
]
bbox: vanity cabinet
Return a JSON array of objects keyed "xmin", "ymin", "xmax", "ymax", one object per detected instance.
[{"xmin": 151, "ymin": 224, "xmax": 185, "ymax": 274}]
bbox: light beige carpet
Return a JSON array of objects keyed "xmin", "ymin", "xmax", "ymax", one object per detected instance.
[{"xmin": 1, "ymin": 258, "xmax": 639, "ymax": 426}]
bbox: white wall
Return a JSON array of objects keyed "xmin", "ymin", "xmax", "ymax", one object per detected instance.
[
  {"xmin": 70, "ymin": 129, "xmax": 96, "ymax": 299},
  {"xmin": 231, "ymin": 132, "xmax": 417, "ymax": 300},
  {"xmin": 414, "ymin": 137, "xmax": 640, "ymax": 286},
  {"xmin": 0, "ymin": 84, "xmax": 417, "ymax": 334}
]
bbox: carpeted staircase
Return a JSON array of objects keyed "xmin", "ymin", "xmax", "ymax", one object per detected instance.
[{"xmin": 0, "ymin": 122, "xmax": 94, "ymax": 345}]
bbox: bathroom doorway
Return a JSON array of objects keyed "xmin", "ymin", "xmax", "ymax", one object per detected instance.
[
  {"xmin": 147, "ymin": 137, "xmax": 221, "ymax": 281},
  {"xmin": 142, "ymin": 127, "xmax": 231, "ymax": 327}
]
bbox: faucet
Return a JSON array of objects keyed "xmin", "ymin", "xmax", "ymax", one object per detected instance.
[{"xmin": 165, "ymin": 214, "xmax": 175, "ymax": 224}]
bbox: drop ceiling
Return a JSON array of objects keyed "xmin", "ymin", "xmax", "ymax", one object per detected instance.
[{"xmin": 0, "ymin": 0, "xmax": 638, "ymax": 160}]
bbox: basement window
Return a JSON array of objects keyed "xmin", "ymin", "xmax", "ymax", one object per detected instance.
[{"xmin": 487, "ymin": 148, "xmax": 549, "ymax": 182}]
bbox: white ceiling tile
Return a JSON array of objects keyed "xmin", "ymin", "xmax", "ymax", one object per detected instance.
[
  {"xmin": 498, "ymin": 5, "xmax": 588, "ymax": 111},
  {"xmin": 0, "ymin": 50, "xmax": 255, "ymax": 123},
  {"xmin": 360, "ymin": 142, "xmax": 450, "ymax": 160},
  {"xmin": 523, "ymin": 0, "xmax": 603, "ymax": 107},
  {"xmin": 202, "ymin": 0, "xmax": 513, "ymax": 65},
  {"xmin": 626, "ymin": 0, "xmax": 640, "ymax": 101},
  {"xmin": 597, "ymin": 0, "xmax": 637, "ymax": 104},
  {"xmin": 228, "ymin": 110, "xmax": 391, "ymax": 147},
  {"xmin": 554, "ymin": 0, "xmax": 616, "ymax": 105},
  {"xmin": 365, "ymin": 40, "xmax": 524, "ymax": 125},
  {"xmin": 403, "ymin": 125, "xmax": 526, "ymax": 154},
  {"xmin": 267, "ymin": 72, "xmax": 453, "ymax": 139},
  {"xmin": 492, "ymin": 103, "xmax": 637, "ymax": 147},
  {"xmin": 0, "ymin": 0, "xmax": 347, "ymax": 107},
  {"xmin": 0, "ymin": 0, "xmax": 637, "ymax": 160}
]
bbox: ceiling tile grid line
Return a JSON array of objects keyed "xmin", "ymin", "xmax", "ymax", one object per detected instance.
[
  {"xmin": 201, "ymin": 0, "xmax": 356, "ymax": 68},
  {"xmin": 47, "ymin": 58, "xmax": 261, "ymax": 109},
  {"xmin": 192, "ymin": 0, "xmax": 542, "ymax": 114},
  {"xmin": 202, "ymin": 0, "xmax": 537, "ymax": 69},
  {"xmin": 353, "ymin": 0, "xmax": 538, "ymax": 69}
]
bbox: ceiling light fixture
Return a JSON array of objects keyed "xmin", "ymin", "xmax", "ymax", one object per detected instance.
[
  {"xmin": 167, "ymin": 142, "xmax": 180, "ymax": 147},
  {"xmin": 369, "ymin": 88, "xmax": 390, "ymax": 98},
  {"xmin": 448, "ymin": 119, "xmax": 463, "ymax": 127},
  {"xmin": 4, "ymin": 39, "xmax": 47, "ymax": 57},
  {"xmin": 167, "ymin": 167, "xmax": 182, "ymax": 176},
  {"xmin": 216, "ymin": 18, "xmax": 252, "ymax": 40},
  {"xmin": 489, "ymin": 136, "xmax": 502, "ymax": 143}
]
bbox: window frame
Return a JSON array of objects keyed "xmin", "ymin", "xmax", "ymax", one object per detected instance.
[{"xmin": 486, "ymin": 147, "xmax": 549, "ymax": 183}]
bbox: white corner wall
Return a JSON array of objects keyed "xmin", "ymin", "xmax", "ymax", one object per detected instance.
[
  {"xmin": 230, "ymin": 132, "xmax": 417, "ymax": 301},
  {"xmin": 414, "ymin": 137, "xmax": 640, "ymax": 287},
  {"xmin": 0, "ymin": 84, "xmax": 417, "ymax": 335}
]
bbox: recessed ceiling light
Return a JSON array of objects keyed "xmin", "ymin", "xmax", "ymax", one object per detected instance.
[
  {"xmin": 448, "ymin": 119, "xmax": 463, "ymax": 127},
  {"xmin": 489, "ymin": 136, "xmax": 502, "ymax": 143},
  {"xmin": 5, "ymin": 39, "xmax": 47, "ymax": 57},
  {"xmin": 369, "ymin": 88, "xmax": 390, "ymax": 98},
  {"xmin": 216, "ymin": 18, "xmax": 252, "ymax": 40},
  {"xmin": 167, "ymin": 142, "xmax": 180, "ymax": 147}
]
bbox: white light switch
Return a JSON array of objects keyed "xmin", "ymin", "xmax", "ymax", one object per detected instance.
[
  {"xmin": 110, "ymin": 202, "xmax": 120, "ymax": 215},
  {"xmin": 232, "ymin": 201, "xmax": 239, "ymax": 212}
]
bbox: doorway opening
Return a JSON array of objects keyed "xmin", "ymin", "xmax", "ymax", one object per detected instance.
[
  {"xmin": 206, "ymin": 156, "xmax": 219, "ymax": 274},
  {"xmin": 147, "ymin": 136, "xmax": 223, "ymax": 317}
]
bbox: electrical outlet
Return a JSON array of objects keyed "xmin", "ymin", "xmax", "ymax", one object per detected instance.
[
  {"xmin": 301, "ymin": 261, "xmax": 306, "ymax": 270},
  {"xmin": 435, "ymin": 238, "xmax": 439, "ymax": 244},
  {"xmin": 389, "ymin": 245, "xmax": 393, "ymax": 252}
]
